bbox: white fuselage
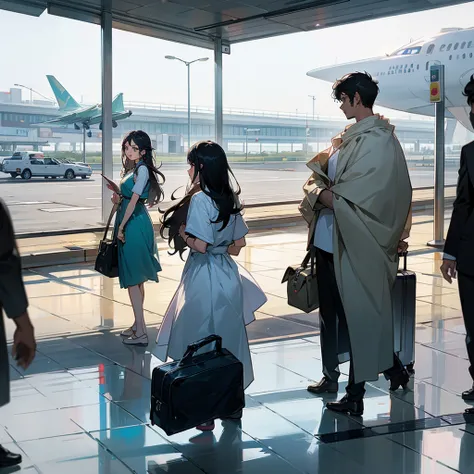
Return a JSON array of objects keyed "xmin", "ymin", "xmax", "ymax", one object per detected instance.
[{"xmin": 307, "ymin": 28, "xmax": 474, "ymax": 131}]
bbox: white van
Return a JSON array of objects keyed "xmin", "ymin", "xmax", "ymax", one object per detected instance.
[{"xmin": 3, "ymin": 151, "xmax": 92, "ymax": 180}]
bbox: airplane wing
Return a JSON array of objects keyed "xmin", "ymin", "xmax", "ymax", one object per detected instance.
[
  {"xmin": 86, "ymin": 110, "xmax": 132, "ymax": 127},
  {"xmin": 35, "ymin": 105, "xmax": 100, "ymax": 125}
]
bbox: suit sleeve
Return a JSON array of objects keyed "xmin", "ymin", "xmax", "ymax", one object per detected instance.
[
  {"xmin": 444, "ymin": 147, "xmax": 473, "ymax": 259},
  {"xmin": 0, "ymin": 200, "xmax": 28, "ymax": 319}
]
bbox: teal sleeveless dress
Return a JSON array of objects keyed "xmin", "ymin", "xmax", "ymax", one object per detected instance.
[{"xmin": 114, "ymin": 167, "xmax": 161, "ymax": 289}]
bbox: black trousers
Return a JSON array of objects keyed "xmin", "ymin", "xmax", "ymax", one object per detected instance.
[
  {"xmin": 316, "ymin": 247, "xmax": 405, "ymax": 401},
  {"xmin": 457, "ymin": 271, "xmax": 474, "ymax": 381}
]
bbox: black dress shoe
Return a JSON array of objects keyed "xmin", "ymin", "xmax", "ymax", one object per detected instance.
[
  {"xmin": 389, "ymin": 369, "xmax": 410, "ymax": 391},
  {"xmin": 326, "ymin": 395, "xmax": 364, "ymax": 416},
  {"xmin": 0, "ymin": 444, "xmax": 22, "ymax": 468},
  {"xmin": 307, "ymin": 377, "xmax": 338, "ymax": 395},
  {"xmin": 462, "ymin": 387, "xmax": 474, "ymax": 401}
]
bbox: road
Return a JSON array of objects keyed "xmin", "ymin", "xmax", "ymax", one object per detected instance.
[{"xmin": 0, "ymin": 162, "xmax": 459, "ymax": 234}]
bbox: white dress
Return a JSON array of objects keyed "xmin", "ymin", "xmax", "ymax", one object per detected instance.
[{"xmin": 153, "ymin": 191, "xmax": 267, "ymax": 389}]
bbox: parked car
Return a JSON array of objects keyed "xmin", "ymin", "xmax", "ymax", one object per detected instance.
[
  {"xmin": 0, "ymin": 156, "xmax": 10, "ymax": 173},
  {"xmin": 2, "ymin": 152, "xmax": 92, "ymax": 179}
]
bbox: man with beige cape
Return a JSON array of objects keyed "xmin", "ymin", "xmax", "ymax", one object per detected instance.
[{"xmin": 300, "ymin": 73, "xmax": 412, "ymax": 416}]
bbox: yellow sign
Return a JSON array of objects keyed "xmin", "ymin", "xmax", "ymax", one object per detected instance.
[{"xmin": 430, "ymin": 82, "xmax": 441, "ymax": 103}]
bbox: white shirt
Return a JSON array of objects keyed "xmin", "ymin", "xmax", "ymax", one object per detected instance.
[{"xmin": 314, "ymin": 149, "xmax": 339, "ymax": 253}]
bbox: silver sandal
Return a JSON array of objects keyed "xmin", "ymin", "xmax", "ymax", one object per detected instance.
[{"xmin": 122, "ymin": 333, "xmax": 148, "ymax": 346}]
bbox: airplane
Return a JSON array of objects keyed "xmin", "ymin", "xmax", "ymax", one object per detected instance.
[
  {"xmin": 307, "ymin": 27, "xmax": 474, "ymax": 132},
  {"xmin": 40, "ymin": 75, "xmax": 132, "ymax": 133}
]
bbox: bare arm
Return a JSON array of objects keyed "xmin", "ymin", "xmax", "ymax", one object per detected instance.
[
  {"xmin": 179, "ymin": 224, "xmax": 208, "ymax": 254},
  {"xmin": 119, "ymin": 193, "xmax": 140, "ymax": 231}
]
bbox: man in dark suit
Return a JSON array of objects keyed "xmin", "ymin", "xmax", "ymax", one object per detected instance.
[
  {"xmin": 441, "ymin": 74, "xmax": 474, "ymax": 401},
  {"xmin": 0, "ymin": 198, "xmax": 36, "ymax": 468}
]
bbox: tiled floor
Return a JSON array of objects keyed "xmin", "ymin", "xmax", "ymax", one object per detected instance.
[{"xmin": 2, "ymin": 214, "xmax": 474, "ymax": 473}]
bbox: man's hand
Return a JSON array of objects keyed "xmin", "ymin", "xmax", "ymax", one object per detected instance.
[
  {"xmin": 398, "ymin": 240, "xmax": 409, "ymax": 254},
  {"xmin": 440, "ymin": 259, "xmax": 457, "ymax": 284},
  {"xmin": 318, "ymin": 189, "xmax": 334, "ymax": 210},
  {"xmin": 12, "ymin": 313, "xmax": 36, "ymax": 370}
]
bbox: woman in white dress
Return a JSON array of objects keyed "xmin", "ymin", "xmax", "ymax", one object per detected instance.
[{"xmin": 154, "ymin": 141, "xmax": 266, "ymax": 431}]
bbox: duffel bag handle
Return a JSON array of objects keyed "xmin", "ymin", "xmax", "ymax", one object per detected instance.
[{"xmin": 179, "ymin": 334, "xmax": 222, "ymax": 366}]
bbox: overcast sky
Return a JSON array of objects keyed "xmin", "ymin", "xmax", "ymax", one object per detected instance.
[{"xmin": 1, "ymin": 2, "xmax": 474, "ymax": 118}]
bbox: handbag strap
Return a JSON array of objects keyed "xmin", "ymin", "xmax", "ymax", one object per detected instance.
[
  {"xmin": 102, "ymin": 203, "xmax": 119, "ymax": 241},
  {"xmin": 301, "ymin": 246, "xmax": 316, "ymax": 275}
]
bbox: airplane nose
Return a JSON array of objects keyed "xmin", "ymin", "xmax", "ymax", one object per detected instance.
[
  {"xmin": 307, "ymin": 59, "xmax": 381, "ymax": 83},
  {"xmin": 307, "ymin": 66, "xmax": 342, "ymax": 82}
]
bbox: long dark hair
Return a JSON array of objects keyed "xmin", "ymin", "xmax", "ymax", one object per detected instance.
[
  {"xmin": 189, "ymin": 141, "xmax": 242, "ymax": 228},
  {"xmin": 160, "ymin": 183, "xmax": 200, "ymax": 259},
  {"xmin": 160, "ymin": 141, "xmax": 242, "ymax": 259},
  {"xmin": 121, "ymin": 130, "xmax": 165, "ymax": 207}
]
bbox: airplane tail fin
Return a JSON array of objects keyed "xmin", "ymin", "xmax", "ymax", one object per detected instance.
[
  {"xmin": 46, "ymin": 75, "xmax": 80, "ymax": 111},
  {"xmin": 112, "ymin": 93, "xmax": 125, "ymax": 113}
]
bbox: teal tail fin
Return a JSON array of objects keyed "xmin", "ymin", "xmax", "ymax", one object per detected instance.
[
  {"xmin": 112, "ymin": 93, "xmax": 125, "ymax": 113},
  {"xmin": 46, "ymin": 75, "xmax": 80, "ymax": 111}
]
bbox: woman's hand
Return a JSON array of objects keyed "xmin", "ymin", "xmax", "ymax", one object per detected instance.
[
  {"xmin": 111, "ymin": 192, "xmax": 120, "ymax": 205},
  {"xmin": 117, "ymin": 226, "xmax": 125, "ymax": 243}
]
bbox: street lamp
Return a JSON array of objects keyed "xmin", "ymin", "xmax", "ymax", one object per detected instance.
[
  {"xmin": 308, "ymin": 95, "xmax": 317, "ymax": 155},
  {"xmin": 244, "ymin": 128, "xmax": 260, "ymax": 162},
  {"xmin": 165, "ymin": 55, "xmax": 209, "ymax": 152},
  {"xmin": 308, "ymin": 95, "xmax": 316, "ymax": 120},
  {"xmin": 14, "ymin": 83, "xmax": 55, "ymax": 104}
]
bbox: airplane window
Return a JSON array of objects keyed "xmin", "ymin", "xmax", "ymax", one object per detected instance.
[
  {"xmin": 454, "ymin": 42, "xmax": 459, "ymax": 50},
  {"xmin": 440, "ymin": 44, "xmax": 446, "ymax": 52},
  {"xmin": 447, "ymin": 43, "xmax": 452, "ymax": 51},
  {"xmin": 449, "ymin": 55, "xmax": 453, "ymax": 60},
  {"xmin": 427, "ymin": 44, "xmax": 435, "ymax": 54},
  {"xmin": 425, "ymin": 61, "xmax": 429, "ymax": 70},
  {"xmin": 461, "ymin": 41, "xmax": 466, "ymax": 49},
  {"xmin": 468, "ymin": 41, "xmax": 473, "ymax": 48},
  {"xmin": 471, "ymin": 53, "xmax": 473, "ymax": 58},
  {"xmin": 463, "ymin": 53, "xmax": 466, "ymax": 59},
  {"xmin": 417, "ymin": 64, "xmax": 420, "ymax": 70}
]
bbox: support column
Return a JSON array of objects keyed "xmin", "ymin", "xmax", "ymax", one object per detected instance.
[
  {"xmin": 429, "ymin": 65, "xmax": 445, "ymax": 247},
  {"xmin": 101, "ymin": 0, "xmax": 113, "ymax": 224},
  {"xmin": 214, "ymin": 38, "xmax": 223, "ymax": 145}
]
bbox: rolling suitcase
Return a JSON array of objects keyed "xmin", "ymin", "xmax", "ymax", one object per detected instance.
[
  {"xmin": 150, "ymin": 334, "xmax": 245, "ymax": 436},
  {"xmin": 392, "ymin": 251, "xmax": 416, "ymax": 373}
]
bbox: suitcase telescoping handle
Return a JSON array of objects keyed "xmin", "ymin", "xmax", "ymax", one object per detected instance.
[
  {"xmin": 398, "ymin": 250, "xmax": 408, "ymax": 272},
  {"xmin": 178, "ymin": 334, "xmax": 223, "ymax": 366}
]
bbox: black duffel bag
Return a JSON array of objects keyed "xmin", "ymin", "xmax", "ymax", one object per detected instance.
[
  {"xmin": 150, "ymin": 334, "xmax": 244, "ymax": 436},
  {"xmin": 95, "ymin": 203, "xmax": 119, "ymax": 278}
]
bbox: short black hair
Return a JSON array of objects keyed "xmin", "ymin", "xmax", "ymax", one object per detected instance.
[
  {"xmin": 332, "ymin": 72, "xmax": 380, "ymax": 108},
  {"xmin": 463, "ymin": 74, "xmax": 474, "ymax": 106}
]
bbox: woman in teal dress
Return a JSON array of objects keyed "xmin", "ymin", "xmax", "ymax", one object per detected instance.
[{"xmin": 110, "ymin": 130, "xmax": 165, "ymax": 346}]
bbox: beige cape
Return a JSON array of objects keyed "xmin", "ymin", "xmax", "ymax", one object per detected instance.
[{"xmin": 300, "ymin": 115, "xmax": 412, "ymax": 383}]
